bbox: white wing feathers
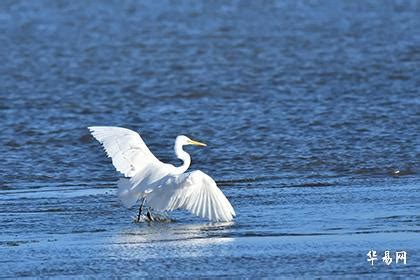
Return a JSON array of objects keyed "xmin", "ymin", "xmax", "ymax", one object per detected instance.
[
  {"xmin": 88, "ymin": 126, "xmax": 161, "ymax": 177},
  {"xmin": 89, "ymin": 126, "xmax": 236, "ymax": 222},
  {"xmin": 146, "ymin": 171, "xmax": 236, "ymax": 222}
]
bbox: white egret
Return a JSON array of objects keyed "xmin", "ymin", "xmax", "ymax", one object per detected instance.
[{"xmin": 88, "ymin": 126, "xmax": 235, "ymax": 222}]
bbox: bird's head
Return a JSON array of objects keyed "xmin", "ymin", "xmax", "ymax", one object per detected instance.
[{"xmin": 176, "ymin": 135, "xmax": 207, "ymax": 147}]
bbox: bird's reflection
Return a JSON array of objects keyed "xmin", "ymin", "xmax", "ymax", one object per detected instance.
[{"xmin": 116, "ymin": 219, "xmax": 235, "ymax": 250}]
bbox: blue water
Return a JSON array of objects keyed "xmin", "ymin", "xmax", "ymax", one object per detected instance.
[{"xmin": 1, "ymin": 0, "xmax": 419, "ymax": 278}]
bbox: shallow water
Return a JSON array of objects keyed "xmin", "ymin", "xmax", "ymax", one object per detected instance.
[{"xmin": 1, "ymin": 0, "xmax": 419, "ymax": 278}]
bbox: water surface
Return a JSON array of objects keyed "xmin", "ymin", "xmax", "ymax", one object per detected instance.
[{"xmin": 0, "ymin": 0, "xmax": 419, "ymax": 277}]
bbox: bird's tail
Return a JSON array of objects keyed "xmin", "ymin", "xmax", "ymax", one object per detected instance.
[{"xmin": 117, "ymin": 178, "xmax": 141, "ymax": 208}]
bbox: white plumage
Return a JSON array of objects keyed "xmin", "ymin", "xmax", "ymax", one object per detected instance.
[
  {"xmin": 88, "ymin": 126, "xmax": 235, "ymax": 222},
  {"xmin": 146, "ymin": 171, "xmax": 235, "ymax": 222}
]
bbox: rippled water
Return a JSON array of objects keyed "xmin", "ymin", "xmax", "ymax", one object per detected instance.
[{"xmin": 1, "ymin": 0, "xmax": 419, "ymax": 278}]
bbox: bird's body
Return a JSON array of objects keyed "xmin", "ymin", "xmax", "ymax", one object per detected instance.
[{"xmin": 88, "ymin": 126, "xmax": 235, "ymax": 222}]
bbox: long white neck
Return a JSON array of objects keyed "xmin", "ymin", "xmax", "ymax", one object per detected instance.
[{"xmin": 174, "ymin": 142, "xmax": 191, "ymax": 175}]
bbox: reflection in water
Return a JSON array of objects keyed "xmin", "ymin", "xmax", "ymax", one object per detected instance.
[
  {"xmin": 115, "ymin": 221, "xmax": 235, "ymax": 259},
  {"xmin": 117, "ymin": 220, "xmax": 235, "ymax": 244}
]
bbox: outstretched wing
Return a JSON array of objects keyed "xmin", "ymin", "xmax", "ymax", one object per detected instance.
[
  {"xmin": 146, "ymin": 170, "xmax": 236, "ymax": 222},
  {"xmin": 88, "ymin": 126, "xmax": 164, "ymax": 177}
]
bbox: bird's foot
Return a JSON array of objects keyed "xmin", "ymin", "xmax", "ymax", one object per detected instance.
[
  {"xmin": 134, "ymin": 209, "xmax": 173, "ymax": 223},
  {"xmin": 146, "ymin": 208, "xmax": 154, "ymax": 221},
  {"xmin": 134, "ymin": 213, "xmax": 149, "ymax": 223}
]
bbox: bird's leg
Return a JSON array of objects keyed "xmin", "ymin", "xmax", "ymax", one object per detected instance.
[
  {"xmin": 146, "ymin": 207, "xmax": 154, "ymax": 221},
  {"xmin": 137, "ymin": 197, "xmax": 146, "ymax": 222}
]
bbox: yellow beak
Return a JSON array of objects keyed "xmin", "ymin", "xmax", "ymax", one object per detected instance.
[{"xmin": 188, "ymin": 139, "xmax": 207, "ymax": 147}]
